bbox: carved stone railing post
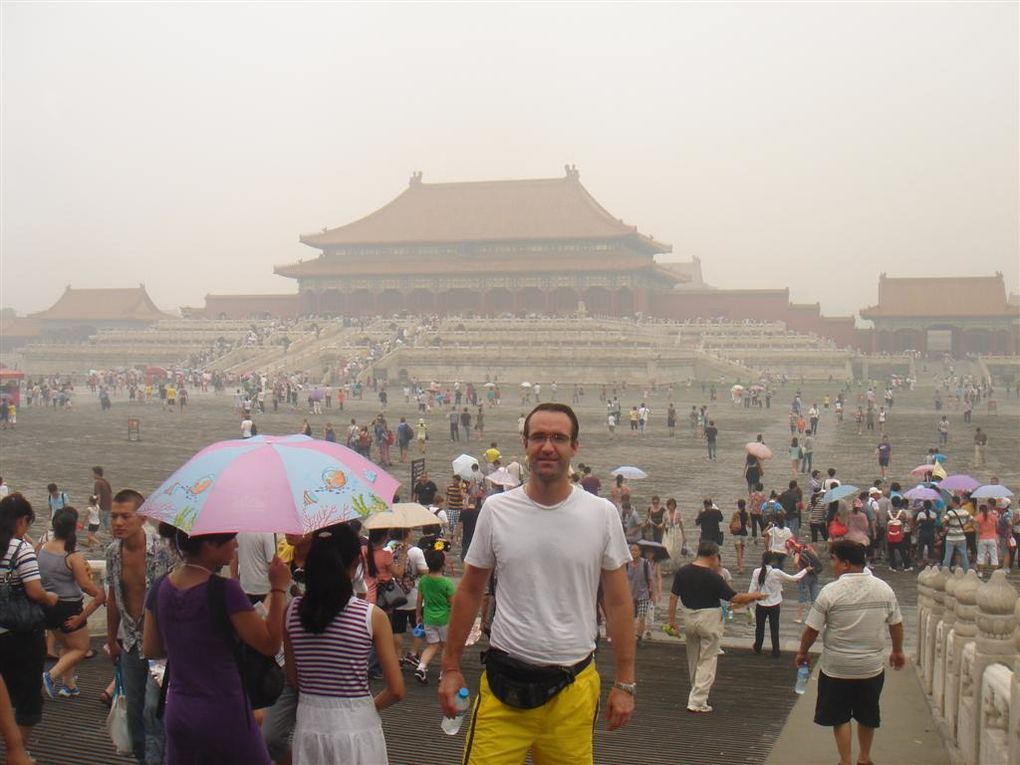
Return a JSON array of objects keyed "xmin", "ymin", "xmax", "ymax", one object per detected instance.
[
  {"xmin": 1008, "ymin": 595, "xmax": 1020, "ymax": 765},
  {"xmin": 946, "ymin": 570, "xmax": 981, "ymax": 741},
  {"xmin": 934, "ymin": 567, "xmax": 959, "ymax": 713},
  {"xmin": 967, "ymin": 571, "xmax": 1017, "ymax": 765},
  {"xmin": 916, "ymin": 566, "xmax": 934, "ymax": 668}
]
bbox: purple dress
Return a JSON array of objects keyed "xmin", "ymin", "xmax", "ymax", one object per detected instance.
[{"xmin": 147, "ymin": 576, "xmax": 271, "ymax": 765}]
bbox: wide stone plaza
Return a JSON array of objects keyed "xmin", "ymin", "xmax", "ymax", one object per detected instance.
[{"xmin": 1, "ymin": 361, "xmax": 1019, "ymax": 763}]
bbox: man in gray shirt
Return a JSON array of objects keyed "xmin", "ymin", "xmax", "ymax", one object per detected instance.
[{"xmin": 795, "ymin": 540, "xmax": 904, "ymax": 765}]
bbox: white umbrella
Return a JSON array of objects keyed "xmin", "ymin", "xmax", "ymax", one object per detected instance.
[
  {"xmin": 520, "ymin": 381, "xmax": 532, "ymax": 388},
  {"xmin": 452, "ymin": 453, "xmax": 481, "ymax": 481},
  {"xmin": 483, "ymin": 382, "xmax": 497, "ymax": 388},
  {"xmin": 610, "ymin": 466, "xmax": 648, "ymax": 480},
  {"xmin": 971, "ymin": 484, "xmax": 1014, "ymax": 499},
  {"xmin": 363, "ymin": 502, "xmax": 441, "ymax": 530},
  {"xmin": 485, "ymin": 468, "xmax": 520, "ymax": 489}
]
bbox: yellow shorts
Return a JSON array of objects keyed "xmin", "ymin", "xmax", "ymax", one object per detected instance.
[{"xmin": 462, "ymin": 662, "xmax": 600, "ymax": 765}]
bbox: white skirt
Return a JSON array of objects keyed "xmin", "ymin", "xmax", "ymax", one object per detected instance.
[{"xmin": 293, "ymin": 693, "xmax": 388, "ymax": 765}]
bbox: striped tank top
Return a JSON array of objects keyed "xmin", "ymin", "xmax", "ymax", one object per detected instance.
[{"xmin": 287, "ymin": 595, "xmax": 373, "ymax": 698}]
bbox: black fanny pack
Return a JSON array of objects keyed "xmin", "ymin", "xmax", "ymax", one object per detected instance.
[{"xmin": 482, "ymin": 648, "xmax": 593, "ymax": 710}]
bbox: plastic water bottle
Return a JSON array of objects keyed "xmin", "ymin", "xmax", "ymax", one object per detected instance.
[
  {"xmin": 412, "ymin": 624, "xmax": 425, "ymax": 639},
  {"xmin": 794, "ymin": 663, "xmax": 810, "ymax": 695},
  {"xmin": 441, "ymin": 687, "xmax": 471, "ymax": 735}
]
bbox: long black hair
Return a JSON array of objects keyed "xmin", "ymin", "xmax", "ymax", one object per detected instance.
[
  {"xmin": 51, "ymin": 507, "xmax": 79, "ymax": 554},
  {"xmin": 757, "ymin": 551, "xmax": 779, "ymax": 588},
  {"xmin": 365, "ymin": 528, "xmax": 388, "ymax": 579},
  {"xmin": 298, "ymin": 523, "xmax": 362, "ymax": 633},
  {"xmin": 0, "ymin": 493, "xmax": 35, "ymax": 554}
]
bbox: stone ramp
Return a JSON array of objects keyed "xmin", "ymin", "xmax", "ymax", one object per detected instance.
[
  {"xmin": 766, "ymin": 664, "xmax": 949, "ymax": 765},
  {"xmin": 4, "ymin": 640, "xmax": 802, "ymax": 765}
]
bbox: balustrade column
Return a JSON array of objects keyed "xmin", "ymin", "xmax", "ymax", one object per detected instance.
[
  {"xmin": 930, "ymin": 567, "xmax": 953, "ymax": 703},
  {"xmin": 972, "ymin": 571, "xmax": 1017, "ymax": 765},
  {"xmin": 1008, "ymin": 596, "xmax": 1020, "ymax": 765},
  {"xmin": 947, "ymin": 571, "xmax": 981, "ymax": 742},
  {"xmin": 916, "ymin": 566, "xmax": 935, "ymax": 668},
  {"xmin": 936, "ymin": 569, "xmax": 963, "ymax": 717}
]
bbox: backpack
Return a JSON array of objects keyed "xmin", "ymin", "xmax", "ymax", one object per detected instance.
[
  {"xmin": 729, "ymin": 512, "xmax": 742, "ymax": 535},
  {"xmin": 886, "ymin": 511, "xmax": 904, "ymax": 543}
]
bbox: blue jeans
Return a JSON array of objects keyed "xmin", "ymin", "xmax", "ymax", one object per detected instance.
[
  {"xmin": 707, "ymin": 440, "xmax": 717, "ymax": 459},
  {"xmin": 787, "ymin": 516, "xmax": 801, "ymax": 539},
  {"xmin": 120, "ymin": 645, "xmax": 165, "ymax": 764},
  {"xmin": 800, "ymin": 452, "xmax": 813, "ymax": 473},
  {"xmin": 943, "ymin": 539, "xmax": 970, "ymax": 571}
]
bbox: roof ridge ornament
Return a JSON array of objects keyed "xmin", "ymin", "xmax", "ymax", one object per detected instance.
[
  {"xmin": 564, "ymin": 164, "xmax": 579, "ymax": 180},
  {"xmin": 409, "ymin": 170, "xmax": 423, "ymax": 187}
]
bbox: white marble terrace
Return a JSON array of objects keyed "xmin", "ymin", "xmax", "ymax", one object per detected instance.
[{"xmin": 915, "ymin": 566, "xmax": 1019, "ymax": 765}]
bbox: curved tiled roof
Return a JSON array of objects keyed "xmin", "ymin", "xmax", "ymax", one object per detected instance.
[
  {"xmin": 296, "ymin": 170, "xmax": 670, "ymax": 253},
  {"xmin": 30, "ymin": 286, "xmax": 171, "ymax": 322},
  {"xmin": 860, "ymin": 274, "xmax": 1019, "ymax": 319}
]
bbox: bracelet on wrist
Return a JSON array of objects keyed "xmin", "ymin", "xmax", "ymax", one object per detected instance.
[{"xmin": 271, "ymin": 588, "xmax": 287, "ymax": 595}]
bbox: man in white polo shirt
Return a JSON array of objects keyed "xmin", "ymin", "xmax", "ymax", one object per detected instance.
[
  {"xmin": 795, "ymin": 540, "xmax": 905, "ymax": 765},
  {"xmin": 438, "ymin": 403, "xmax": 635, "ymax": 764}
]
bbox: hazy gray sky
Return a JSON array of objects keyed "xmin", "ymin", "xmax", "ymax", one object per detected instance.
[{"xmin": 3, "ymin": 1, "xmax": 1017, "ymax": 319}]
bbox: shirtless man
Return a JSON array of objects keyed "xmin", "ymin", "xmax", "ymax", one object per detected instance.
[{"xmin": 106, "ymin": 490, "xmax": 174, "ymax": 764}]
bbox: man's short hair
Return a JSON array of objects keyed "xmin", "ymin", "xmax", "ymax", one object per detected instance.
[
  {"xmin": 93, "ymin": 466, "xmax": 104, "ymax": 477},
  {"xmin": 47, "ymin": 483, "xmax": 58, "ymax": 493},
  {"xmin": 112, "ymin": 488, "xmax": 145, "ymax": 510},
  {"xmin": 523, "ymin": 403, "xmax": 579, "ymax": 442},
  {"xmin": 696, "ymin": 540, "xmax": 720, "ymax": 558},
  {"xmin": 830, "ymin": 540, "xmax": 866, "ymax": 567}
]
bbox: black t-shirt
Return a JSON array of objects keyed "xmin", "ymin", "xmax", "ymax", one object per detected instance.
[
  {"xmin": 779, "ymin": 489, "xmax": 801, "ymax": 520},
  {"xmin": 412, "ymin": 480, "xmax": 438, "ymax": 505},
  {"xmin": 696, "ymin": 509, "xmax": 723, "ymax": 538},
  {"xmin": 704, "ymin": 425, "xmax": 718, "ymax": 443},
  {"xmin": 459, "ymin": 506, "xmax": 480, "ymax": 556},
  {"xmin": 671, "ymin": 564, "xmax": 737, "ymax": 609}
]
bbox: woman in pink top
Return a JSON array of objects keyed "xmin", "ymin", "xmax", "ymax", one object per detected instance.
[
  {"xmin": 844, "ymin": 499, "xmax": 871, "ymax": 548},
  {"xmin": 974, "ymin": 503, "xmax": 1000, "ymax": 575},
  {"xmin": 363, "ymin": 529, "xmax": 396, "ymax": 605}
]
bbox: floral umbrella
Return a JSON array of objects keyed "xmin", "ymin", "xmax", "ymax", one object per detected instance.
[{"xmin": 139, "ymin": 434, "xmax": 399, "ymax": 535}]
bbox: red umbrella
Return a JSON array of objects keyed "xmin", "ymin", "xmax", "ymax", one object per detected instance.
[{"xmin": 745, "ymin": 442, "xmax": 773, "ymax": 460}]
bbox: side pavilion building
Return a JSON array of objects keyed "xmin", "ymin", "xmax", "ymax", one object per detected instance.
[
  {"xmin": 275, "ymin": 167, "xmax": 682, "ymax": 317},
  {"xmin": 859, "ymin": 273, "xmax": 1020, "ymax": 355}
]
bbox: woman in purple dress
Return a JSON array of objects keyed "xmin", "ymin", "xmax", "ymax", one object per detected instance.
[{"xmin": 143, "ymin": 529, "xmax": 290, "ymax": 764}]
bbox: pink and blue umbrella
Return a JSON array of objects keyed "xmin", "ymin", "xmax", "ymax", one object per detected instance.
[{"xmin": 139, "ymin": 434, "xmax": 400, "ymax": 535}]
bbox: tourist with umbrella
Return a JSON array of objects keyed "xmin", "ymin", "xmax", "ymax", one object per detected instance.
[
  {"xmin": 743, "ymin": 442, "xmax": 769, "ymax": 495},
  {"xmin": 142, "ymin": 526, "xmax": 291, "ymax": 764}
]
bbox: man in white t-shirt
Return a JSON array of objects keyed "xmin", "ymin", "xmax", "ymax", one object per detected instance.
[
  {"xmin": 795, "ymin": 540, "xmax": 904, "ymax": 765},
  {"xmin": 240, "ymin": 416, "xmax": 253, "ymax": 439},
  {"xmin": 232, "ymin": 532, "xmax": 277, "ymax": 603},
  {"xmin": 439, "ymin": 403, "xmax": 635, "ymax": 764}
]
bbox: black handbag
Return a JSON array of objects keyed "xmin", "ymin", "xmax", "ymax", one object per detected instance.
[
  {"xmin": 481, "ymin": 648, "xmax": 592, "ymax": 710},
  {"xmin": 0, "ymin": 541, "xmax": 46, "ymax": 632},
  {"xmin": 376, "ymin": 579, "xmax": 408, "ymax": 611},
  {"xmin": 206, "ymin": 575, "xmax": 285, "ymax": 710}
]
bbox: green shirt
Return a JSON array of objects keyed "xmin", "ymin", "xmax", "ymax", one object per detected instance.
[{"xmin": 418, "ymin": 574, "xmax": 455, "ymax": 627}]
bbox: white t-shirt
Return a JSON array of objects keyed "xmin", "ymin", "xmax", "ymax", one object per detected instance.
[
  {"xmin": 768, "ymin": 526, "xmax": 792, "ymax": 554},
  {"xmin": 465, "ymin": 484, "xmax": 631, "ymax": 666},
  {"xmin": 240, "ymin": 419, "xmax": 253, "ymax": 438},
  {"xmin": 805, "ymin": 571, "xmax": 902, "ymax": 679},
  {"xmin": 236, "ymin": 532, "xmax": 277, "ymax": 596},
  {"xmin": 397, "ymin": 545, "xmax": 428, "ymax": 612}
]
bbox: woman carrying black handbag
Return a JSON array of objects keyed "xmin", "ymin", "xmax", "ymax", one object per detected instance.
[{"xmin": 0, "ymin": 493, "xmax": 59, "ymax": 751}]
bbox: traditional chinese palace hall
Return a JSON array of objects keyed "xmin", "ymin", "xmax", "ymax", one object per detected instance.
[{"xmin": 275, "ymin": 167, "xmax": 684, "ymax": 317}]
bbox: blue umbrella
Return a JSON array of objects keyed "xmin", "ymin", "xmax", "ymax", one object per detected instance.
[
  {"xmin": 822, "ymin": 484, "xmax": 858, "ymax": 504},
  {"xmin": 971, "ymin": 484, "xmax": 1014, "ymax": 500}
]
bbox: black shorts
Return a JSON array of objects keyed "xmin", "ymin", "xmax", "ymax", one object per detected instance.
[
  {"xmin": 814, "ymin": 670, "xmax": 884, "ymax": 728},
  {"xmin": 0, "ymin": 629, "xmax": 45, "ymax": 726},
  {"xmin": 43, "ymin": 598, "xmax": 85, "ymax": 633},
  {"xmin": 390, "ymin": 609, "xmax": 419, "ymax": 635}
]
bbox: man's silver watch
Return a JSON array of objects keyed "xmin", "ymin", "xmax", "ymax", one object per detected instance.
[{"xmin": 613, "ymin": 681, "xmax": 637, "ymax": 696}]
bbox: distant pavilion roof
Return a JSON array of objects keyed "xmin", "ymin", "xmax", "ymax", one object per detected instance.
[
  {"xmin": 30, "ymin": 286, "xmax": 172, "ymax": 322},
  {"xmin": 860, "ymin": 274, "xmax": 1020, "ymax": 319},
  {"xmin": 286, "ymin": 167, "xmax": 670, "ymax": 264}
]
